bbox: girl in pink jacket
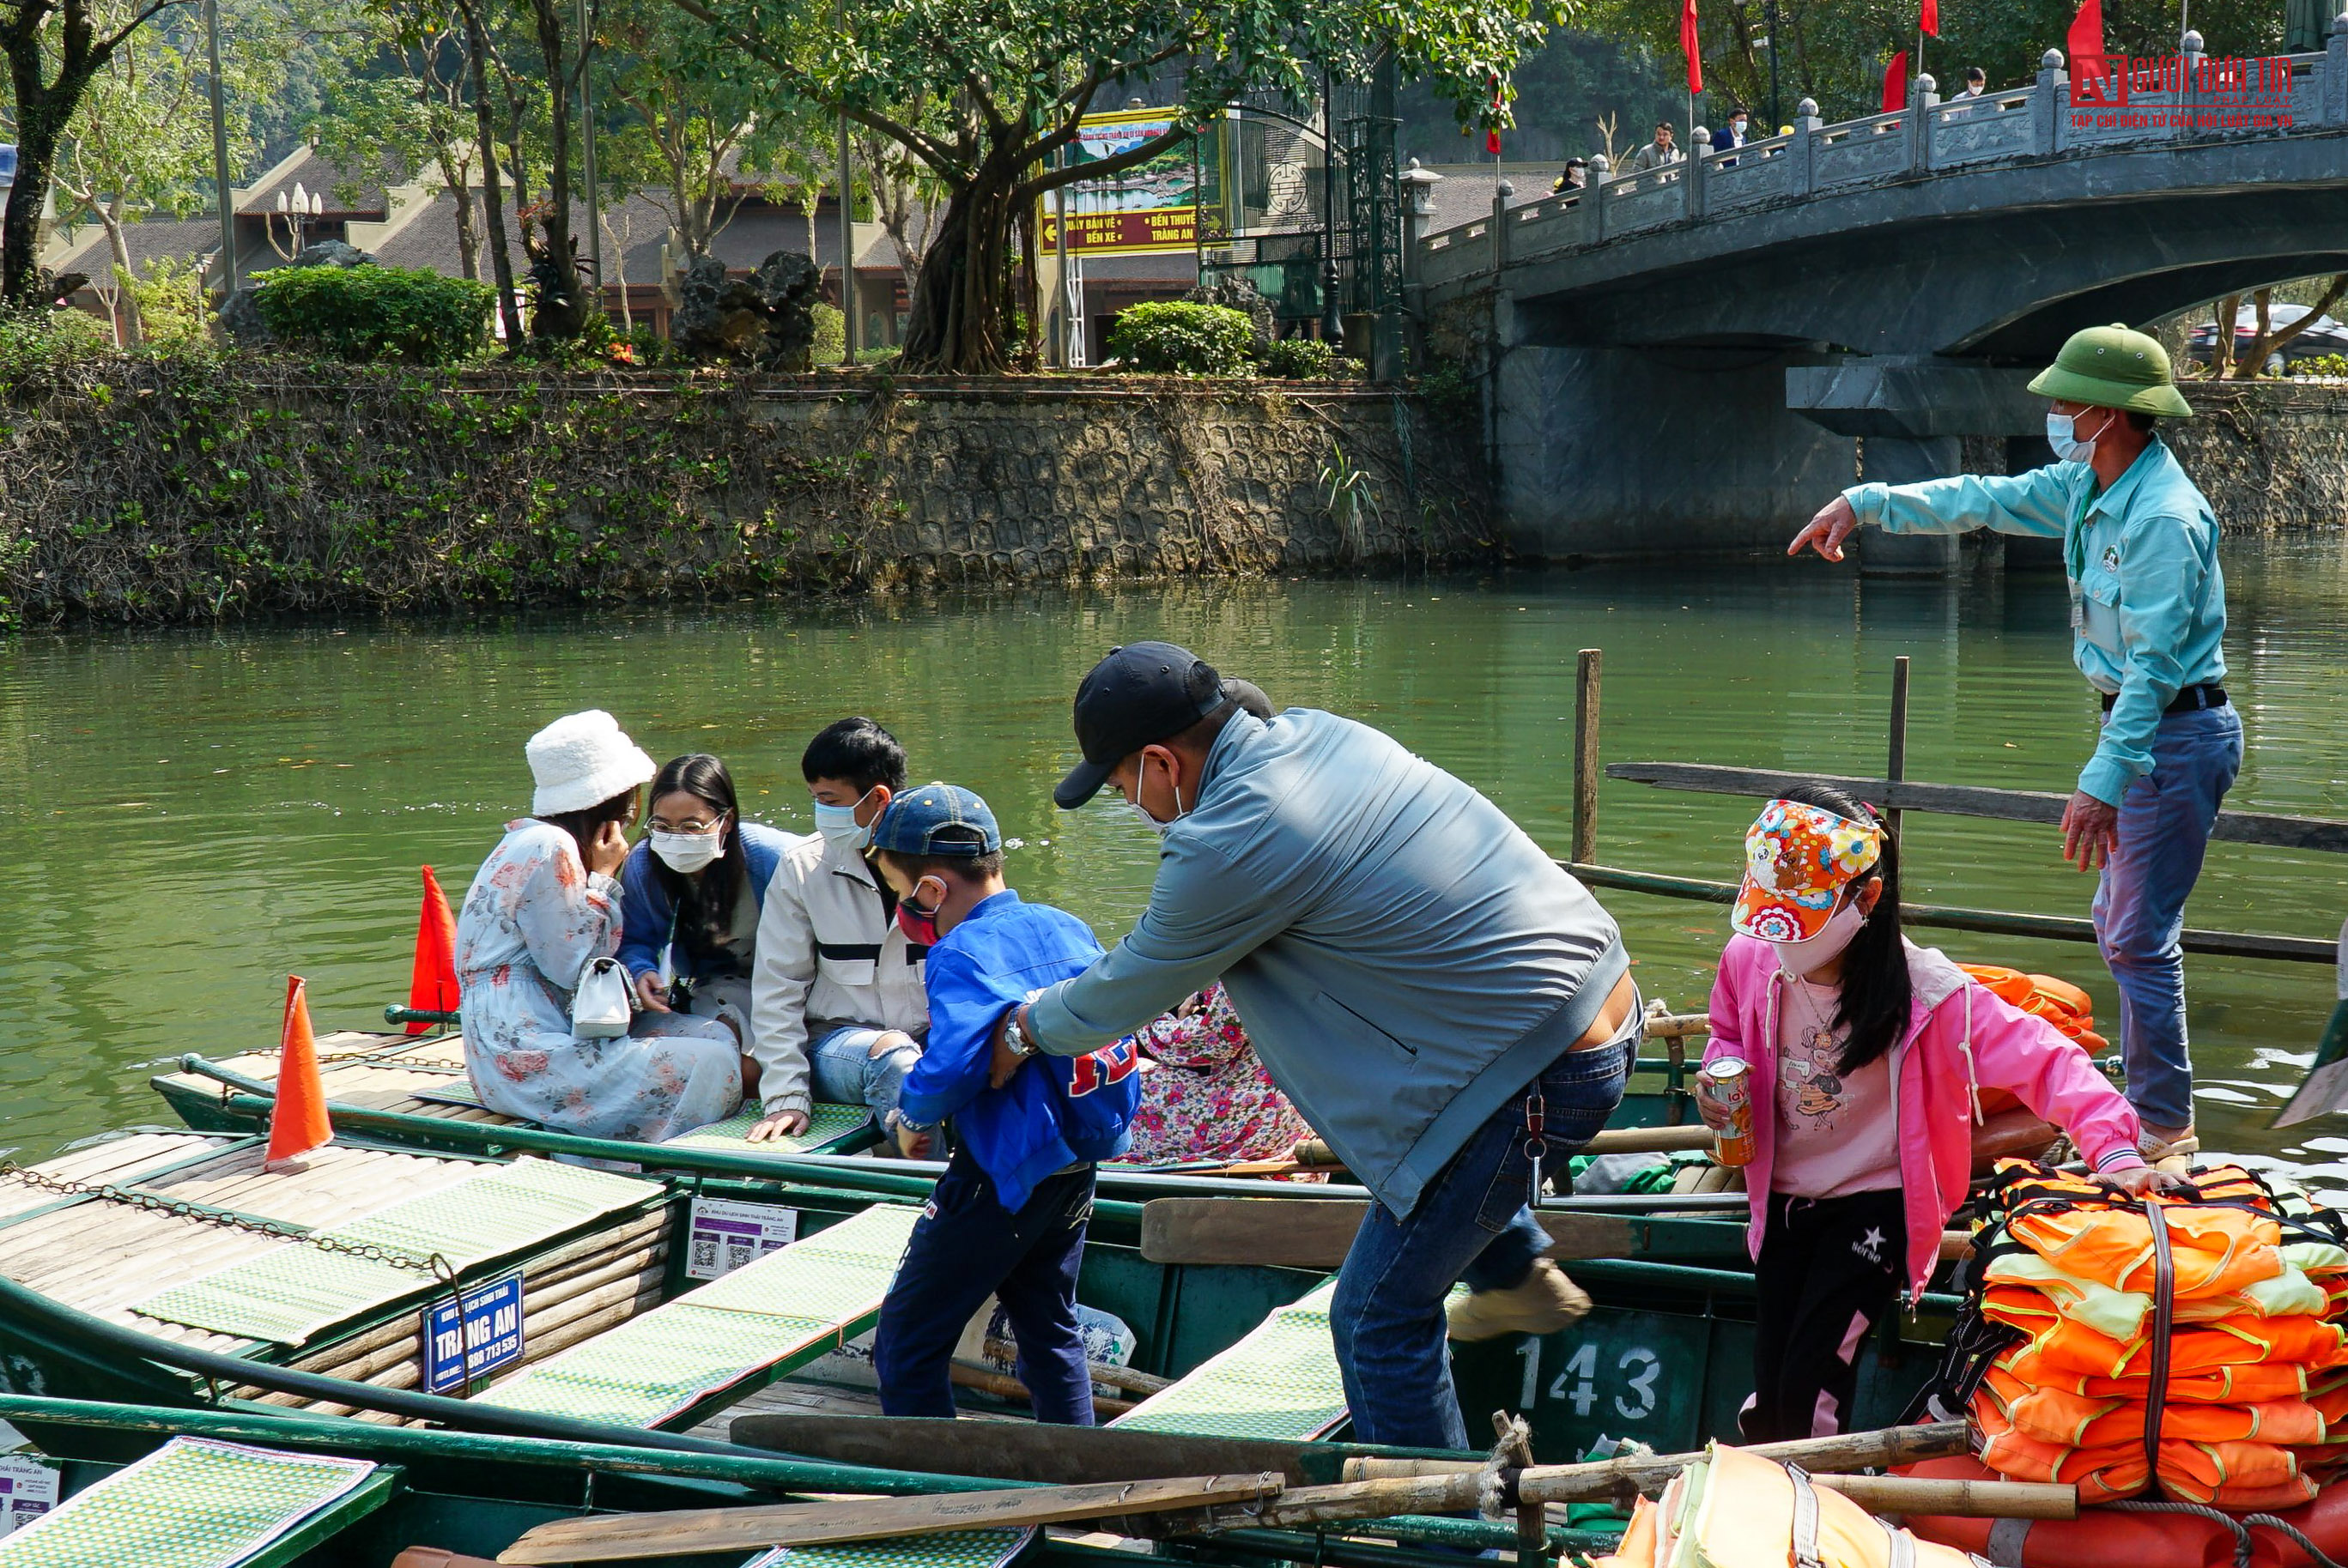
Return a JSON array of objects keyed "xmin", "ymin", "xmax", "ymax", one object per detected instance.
[{"xmin": 1696, "ymin": 784, "xmax": 2168, "ymax": 1444}]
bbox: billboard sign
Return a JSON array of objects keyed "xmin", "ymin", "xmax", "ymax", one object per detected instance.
[{"xmin": 1039, "ymin": 108, "xmax": 1214, "ymax": 257}]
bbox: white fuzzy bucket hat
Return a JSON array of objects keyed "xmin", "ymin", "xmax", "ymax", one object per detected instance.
[{"xmin": 526, "ymin": 710, "xmax": 657, "ymax": 816}]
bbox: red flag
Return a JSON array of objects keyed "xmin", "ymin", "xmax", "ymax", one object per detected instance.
[
  {"xmin": 1487, "ymin": 80, "xmax": 1503, "ymax": 155},
  {"xmin": 265, "ymin": 975, "xmax": 334, "ymax": 1169},
  {"xmin": 1882, "ymin": 49, "xmax": 1910, "ymax": 111},
  {"xmin": 2068, "ymin": 0, "xmax": 2111, "ymax": 86},
  {"xmin": 1681, "ymin": 0, "xmax": 1703, "ymax": 94},
  {"xmin": 1920, "ymin": 0, "xmax": 1939, "ymax": 38},
  {"xmin": 405, "ymin": 865, "xmax": 459, "ymax": 1034}
]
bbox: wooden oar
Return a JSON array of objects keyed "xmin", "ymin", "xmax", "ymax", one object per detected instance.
[
  {"xmin": 730, "ymin": 1414, "xmax": 1340, "ymax": 1486},
  {"xmin": 494, "ymin": 1473, "xmax": 1289, "ymax": 1565}
]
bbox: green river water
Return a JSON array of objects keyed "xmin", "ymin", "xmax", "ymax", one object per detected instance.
[{"xmin": 5, "ymin": 538, "xmax": 2345, "ymax": 1187}]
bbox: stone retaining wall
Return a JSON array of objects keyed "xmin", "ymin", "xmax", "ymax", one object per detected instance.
[
  {"xmin": 2171, "ymin": 380, "xmax": 2348, "ymax": 534},
  {"xmin": 0, "ymin": 364, "xmax": 1489, "ymax": 625}
]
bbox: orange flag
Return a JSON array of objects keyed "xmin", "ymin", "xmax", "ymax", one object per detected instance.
[
  {"xmin": 406, "ymin": 865, "xmax": 460, "ymax": 1033},
  {"xmin": 266, "ymin": 975, "xmax": 333, "ymax": 1169}
]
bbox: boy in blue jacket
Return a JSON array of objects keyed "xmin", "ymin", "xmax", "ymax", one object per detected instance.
[{"xmin": 867, "ymin": 784, "xmax": 1141, "ymax": 1423}]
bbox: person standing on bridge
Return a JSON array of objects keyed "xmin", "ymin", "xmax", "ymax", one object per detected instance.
[
  {"xmin": 1626, "ymin": 121, "xmax": 1683, "ymax": 172},
  {"xmin": 987, "ymin": 642, "xmax": 1641, "ymax": 1451},
  {"xmin": 1789, "ymin": 324, "xmax": 2236, "ymax": 1161}
]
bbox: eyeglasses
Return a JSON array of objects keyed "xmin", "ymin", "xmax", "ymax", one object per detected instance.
[{"xmin": 646, "ymin": 814, "xmax": 727, "ymax": 835}]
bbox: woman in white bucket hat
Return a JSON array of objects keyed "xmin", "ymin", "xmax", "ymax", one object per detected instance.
[{"xmin": 453, "ymin": 710, "xmax": 747, "ymax": 1141}]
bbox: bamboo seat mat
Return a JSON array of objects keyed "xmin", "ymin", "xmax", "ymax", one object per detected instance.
[
  {"xmin": 0, "ymin": 1436, "xmax": 388, "ymax": 1568},
  {"xmin": 478, "ymin": 1202, "xmax": 920, "ymax": 1427},
  {"xmin": 1109, "ymin": 1278, "xmax": 1347, "ymax": 1440},
  {"xmin": 130, "ymin": 1158, "xmax": 659, "ymax": 1344},
  {"xmin": 0, "ymin": 1137, "xmax": 481, "ymax": 1350},
  {"xmin": 410, "ymin": 1080, "xmax": 876, "ymax": 1155}
]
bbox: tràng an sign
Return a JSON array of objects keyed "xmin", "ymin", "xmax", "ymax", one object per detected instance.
[{"xmin": 422, "ymin": 1274, "xmax": 524, "ymax": 1394}]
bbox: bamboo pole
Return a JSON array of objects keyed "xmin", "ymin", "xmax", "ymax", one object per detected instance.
[
  {"xmin": 950, "ymin": 1360, "xmax": 1136, "ymax": 1418},
  {"xmin": 1572, "ymin": 649, "xmax": 1603, "ymax": 866},
  {"xmin": 1886, "ymin": 656, "xmax": 1910, "ymax": 847},
  {"xmin": 982, "ymin": 1338, "xmax": 1170, "ymax": 1397}
]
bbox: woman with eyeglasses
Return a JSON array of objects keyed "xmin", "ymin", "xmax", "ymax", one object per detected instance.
[
  {"xmin": 456, "ymin": 717, "xmax": 746, "ymax": 1142},
  {"xmin": 616, "ymin": 754, "xmax": 796, "ymax": 1093}
]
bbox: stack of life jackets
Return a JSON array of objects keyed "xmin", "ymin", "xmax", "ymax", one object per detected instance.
[
  {"xmin": 1958, "ymin": 966, "xmax": 2110, "ymax": 1056},
  {"xmin": 1963, "ymin": 1159, "xmax": 2348, "ymax": 1510},
  {"xmin": 1595, "ymin": 1442, "xmax": 1974, "ymax": 1568}
]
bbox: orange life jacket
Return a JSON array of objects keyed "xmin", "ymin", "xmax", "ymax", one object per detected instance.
[{"xmin": 1959, "ymin": 965, "xmax": 2112, "ymax": 1056}]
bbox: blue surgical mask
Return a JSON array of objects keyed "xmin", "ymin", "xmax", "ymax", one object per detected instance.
[
  {"xmin": 2046, "ymin": 408, "xmax": 2110, "ymax": 464},
  {"xmin": 812, "ymin": 789, "xmax": 875, "ymax": 851}
]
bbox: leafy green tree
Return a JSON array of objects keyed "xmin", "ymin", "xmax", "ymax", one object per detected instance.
[
  {"xmin": 594, "ymin": 4, "xmax": 789, "ymax": 259},
  {"xmin": 311, "ymin": 5, "xmax": 489, "ymax": 280},
  {"xmin": 666, "ymin": 0, "xmax": 1562, "ymax": 372},
  {"xmin": 49, "ymin": 4, "xmax": 277, "ymax": 341},
  {"xmin": 2, "ymin": 0, "xmax": 187, "ymax": 308}
]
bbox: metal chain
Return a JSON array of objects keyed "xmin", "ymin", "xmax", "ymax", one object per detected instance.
[
  {"xmin": 236, "ymin": 1045, "xmax": 464, "ymax": 1074},
  {"xmin": 0, "ymin": 1163, "xmax": 433, "ymax": 1273}
]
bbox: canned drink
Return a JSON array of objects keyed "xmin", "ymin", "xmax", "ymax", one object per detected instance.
[{"xmin": 1700, "ymin": 1056, "xmax": 1756, "ymax": 1167}]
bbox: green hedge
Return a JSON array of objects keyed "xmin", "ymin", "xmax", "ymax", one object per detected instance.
[
  {"xmin": 253, "ymin": 264, "xmax": 494, "ymax": 365},
  {"xmin": 1259, "ymin": 337, "xmax": 1337, "ymax": 379},
  {"xmin": 1106, "ymin": 301, "xmax": 1257, "ymax": 376}
]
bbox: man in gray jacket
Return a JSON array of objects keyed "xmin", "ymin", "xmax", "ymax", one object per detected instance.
[{"xmin": 993, "ymin": 643, "xmax": 1637, "ymax": 1450}]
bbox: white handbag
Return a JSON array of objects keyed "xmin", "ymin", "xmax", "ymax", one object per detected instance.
[{"xmin": 572, "ymin": 955, "xmax": 633, "ymax": 1039}]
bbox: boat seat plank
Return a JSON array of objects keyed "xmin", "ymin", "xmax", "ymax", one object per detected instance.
[
  {"xmin": 479, "ymin": 1203, "xmax": 920, "ymax": 1428},
  {"xmin": 0, "ymin": 1435, "xmax": 391, "ymax": 1568},
  {"xmin": 127, "ymin": 1145, "xmax": 485, "ymax": 1228}
]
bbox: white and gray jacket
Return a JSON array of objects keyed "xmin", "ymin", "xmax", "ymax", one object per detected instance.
[{"xmin": 748, "ymin": 834, "xmax": 929, "ymax": 1117}]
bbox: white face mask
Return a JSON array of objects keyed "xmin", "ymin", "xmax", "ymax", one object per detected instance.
[
  {"xmin": 1769, "ymin": 899, "xmax": 1869, "ymax": 979},
  {"xmin": 1125, "ymin": 753, "xmax": 1186, "ymax": 838},
  {"xmin": 651, "ymin": 826, "xmax": 725, "ymax": 875},
  {"xmin": 2046, "ymin": 407, "xmax": 2111, "ymax": 464},
  {"xmin": 812, "ymin": 789, "xmax": 875, "ymax": 851}
]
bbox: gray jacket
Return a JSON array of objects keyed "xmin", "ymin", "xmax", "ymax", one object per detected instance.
[{"xmin": 1027, "ymin": 708, "xmax": 1627, "ymax": 1216}]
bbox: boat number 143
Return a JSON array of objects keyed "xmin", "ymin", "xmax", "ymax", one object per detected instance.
[{"xmin": 1515, "ymin": 1340, "xmax": 1662, "ymax": 1421}]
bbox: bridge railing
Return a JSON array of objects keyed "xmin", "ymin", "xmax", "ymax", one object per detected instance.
[{"xmin": 1416, "ymin": 19, "xmax": 2348, "ymax": 294}]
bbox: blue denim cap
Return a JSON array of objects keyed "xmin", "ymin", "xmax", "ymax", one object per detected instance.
[{"xmin": 871, "ymin": 782, "xmax": 1001, "ymax": 857}]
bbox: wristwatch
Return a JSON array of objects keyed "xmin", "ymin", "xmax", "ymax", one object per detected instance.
[{"xmin": 1004, "ymin": 1008, "xmax": 1040, "ymax": 1060}]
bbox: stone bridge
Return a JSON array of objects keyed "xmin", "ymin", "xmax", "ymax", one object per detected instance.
[{"xmin": 1414, "ymin": 24, "xmax": 2348, "ymax": 563}]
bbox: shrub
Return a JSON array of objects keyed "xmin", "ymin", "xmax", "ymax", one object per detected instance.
[
  {"xmin": 1259, "ymin": 336, "xmax": 1336, "ymax": 379},
  {"xmin": 252, "ymin": 264, "xmax": 494, "ymax": 364},
  {"xmin": 127, "ymin": 257, "xmax": 215, "ymax": 352},
  {"xmin": 1106, "ymin": 301, "xmax": 1256, "ymax": 376},
  {"xmin": 2288, "ymin": 353, "xmax": 2348, "ymax": 379},
  {"xmin": 812, "ymin": 302, "xmax": 845, "ymax": 364},
  {"xmin": 0, "ymin": 307, "xmax": 107, "ymax": 390}
]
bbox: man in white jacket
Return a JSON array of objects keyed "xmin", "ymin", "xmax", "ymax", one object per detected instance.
[{"xmin": 746, "ymin": 717, "xmax": 929, "ymax": 1140}]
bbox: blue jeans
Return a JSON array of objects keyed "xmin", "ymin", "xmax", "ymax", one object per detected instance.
[
  {"xmin": 1331, "ymin": 1029, "xmax": 1634, "ymax": 1450},
  {"xmin": 809, "ymin": 1024, "xmax": 920, "ymax": 1123},
  {"xmin": 2092, "ymin": 704, "xmax": 2242, "ymax": 1130},
  {"xmin": 874, "ymin": 1150, "xmax": 1095, "ymax": 1423}
]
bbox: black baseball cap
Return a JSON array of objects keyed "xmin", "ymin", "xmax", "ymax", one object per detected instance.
[{"xmin": 1054, "ymin": 642, "xmax": 1227, "ymax": 808}]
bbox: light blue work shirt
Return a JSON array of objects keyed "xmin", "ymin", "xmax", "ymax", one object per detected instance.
[{"xmin": 1843, "ymin": 437, "xmax": 2227, "ymax": 807}]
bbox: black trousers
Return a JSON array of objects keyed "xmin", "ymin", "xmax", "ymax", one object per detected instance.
[{"xmin": 1741, "ymin": 1189, "xmax": 1907, "ymax": 1444}]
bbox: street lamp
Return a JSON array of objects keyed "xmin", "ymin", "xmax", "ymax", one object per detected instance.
[{"xmin": 270, "ymin": 184, "xmax": 323, "ymax": 259}]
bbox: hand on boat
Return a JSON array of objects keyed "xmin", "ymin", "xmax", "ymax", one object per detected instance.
[
  {"xmin": 2100, "ymin": 1164, "xmax": 2187, "ymax": 1196},
  {"xmin": 585, "ymin": 819, "xmax": 630, "ymax": 879},
  {"xmin": 634, "ymin": 971, "xmax": 673, "ymax": 1013},
  {"xmin": 745, "ymin": 1109, "xmax": 809, "ymax": 1141},
  {"xmin": 1789, "ymin": 495, "xmax": 1860, "ymax": 561},
  {"xmin": 2060, "ymin": 790, "xmax": 2120, "ymax": 873}
]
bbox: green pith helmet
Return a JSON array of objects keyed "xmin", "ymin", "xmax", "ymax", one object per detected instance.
[{"xmin": 2027, "ymin": 323, "xmax": 2193, "ymax": 417}]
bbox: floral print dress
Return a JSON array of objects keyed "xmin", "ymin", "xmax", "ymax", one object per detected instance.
[
  {"xmin": 1121, "ymin": 984, "xmax": 1315, "ymax": 1165},
  {"xmin": 456, "ymin": 820, "xmax": 743, "ymax": 1142}
]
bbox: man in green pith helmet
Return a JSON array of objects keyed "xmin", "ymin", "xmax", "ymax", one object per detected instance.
[{"xmin": 1789, "ymin": 323, "xmax": 2237, "ymax": 1163}]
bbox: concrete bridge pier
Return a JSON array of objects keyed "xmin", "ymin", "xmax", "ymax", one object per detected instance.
[{"xmin": 1491, "ymin": 336, "xmax": 1856, "ymax": 559}]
